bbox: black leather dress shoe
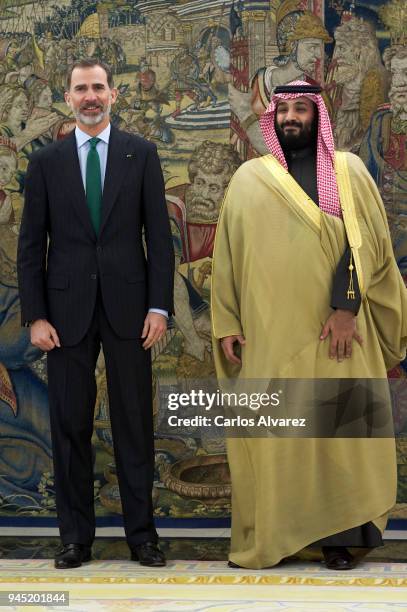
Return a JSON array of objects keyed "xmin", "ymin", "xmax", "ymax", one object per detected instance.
[
  {"xmin": 131, "ymin": 541, "xmax": 166, "ymax": 567},
  {"xmin": 322, "ymin": 546, "xmax": 358, "ymax": 570},
  {"xmin": 228, "ymin": 560, "xmax": 242, "ymax": 568},
  {"xmin": 54, "ymin": 543, "xmax": 92, "ymax": 569}
]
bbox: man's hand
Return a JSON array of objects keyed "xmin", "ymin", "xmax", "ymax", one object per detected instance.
[
  {"xmin": 320, "ymin": 309, "xmax": 363, "ymax": 362},
  {"xmin": 221, "ymin": 334, "xmax": 246, "ymax": 365},
  {"xmin": 141, "ymin": 312, "xmax": 167, "ymax": 350},
  {"xmin": 30, "ymin": 319, "xmax": 60, "ymax": 351}
]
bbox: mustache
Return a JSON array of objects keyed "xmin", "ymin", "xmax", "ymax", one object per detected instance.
[
  {"xmin": 390, "ymin": 87, "xmax": 407, "ymax": 95},
  {"xmin": 80, "ymin": 103, "xmax": 104, "ymax": 110},
  {"xmin": 281, "ymin": 121, "xmax": 303, "ymax": 129},
  {"xmin": 189, "ymin": 196, "xmax": 216, "ymax": 208}
]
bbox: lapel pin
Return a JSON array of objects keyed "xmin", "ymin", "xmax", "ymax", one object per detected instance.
[{"xmin": 126, "ymin": 154, "xmax": 135, "ymax": 158}]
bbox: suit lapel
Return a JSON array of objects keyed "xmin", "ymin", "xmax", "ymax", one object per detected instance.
[
  {"xmin": 58, "ymin": 130, "xmax": 96, "ymax": 241},
  {"xmin": 99, "ymin": 126, "xmax": 131, "ymax": 236}
]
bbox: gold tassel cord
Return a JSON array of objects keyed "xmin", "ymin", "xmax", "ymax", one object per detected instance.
[{"xmin": 347, "ymin": 250, "xmax": 356, "ymax": 300}]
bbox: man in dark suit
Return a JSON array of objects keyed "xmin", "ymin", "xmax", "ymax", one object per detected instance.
[{"xmin": 17, "ymin": 58, "xmax": 174, "ymax": 569}]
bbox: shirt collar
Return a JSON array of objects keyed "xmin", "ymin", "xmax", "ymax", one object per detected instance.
[{"xmin": 75, "ymin": 123, "xmax": 111, "ymax": 148}]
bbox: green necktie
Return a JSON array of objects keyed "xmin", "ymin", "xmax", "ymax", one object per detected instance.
[{"xmin": 86, "ymin": 137, "xmax": 102, "ymax": 233}]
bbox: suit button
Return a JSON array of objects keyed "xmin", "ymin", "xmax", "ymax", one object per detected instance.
[
  {"xmin": 90, "ymin": 273, "xmax": 97, "ymax": 280},
  {"xmin": 96, "ymin": 246, "xmax": 102, "ymax": 253}
]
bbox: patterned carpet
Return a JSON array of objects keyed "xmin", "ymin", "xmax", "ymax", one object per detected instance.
[{"xmin": 1, "ymin": 559, "xmax": 407, "ymax": 611}]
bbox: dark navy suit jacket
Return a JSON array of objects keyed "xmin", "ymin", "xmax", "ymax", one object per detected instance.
[{"xmin": 17, "ymin": 125, "xmax": 174, "ymax": 346}]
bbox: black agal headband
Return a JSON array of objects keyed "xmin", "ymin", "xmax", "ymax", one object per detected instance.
[{"xmin": 274, "ymin": 84, "xmax": 323, "ymax": 95}]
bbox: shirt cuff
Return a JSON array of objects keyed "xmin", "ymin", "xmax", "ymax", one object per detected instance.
[
  {"xmin": 330, "ymin": 297, "xmax": 361, "ymax": 315},
  {"xmin": 148, "ymin": 308, "xmax": 168, "ymax": 318}
]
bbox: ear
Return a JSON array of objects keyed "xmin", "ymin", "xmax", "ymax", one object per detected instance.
[
  {"xmin": 110, "ymin": 87, "xmax": 118, "ymax": 105},
  {"xmin": 64, "ymin": 91, "xmax": 71, "ymax": 107}
]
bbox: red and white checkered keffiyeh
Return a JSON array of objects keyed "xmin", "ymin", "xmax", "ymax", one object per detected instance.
[{"xmin": 259, "ymin": 80, "xmax": 341, "ymax": 218}]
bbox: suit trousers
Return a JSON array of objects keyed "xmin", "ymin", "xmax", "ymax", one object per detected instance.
[{"xmin": 47, "ymin": 288, "xmax": 157, "ymax": 549}]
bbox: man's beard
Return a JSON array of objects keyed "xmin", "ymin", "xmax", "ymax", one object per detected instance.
[
  {"xmin": 294, "ymin": 56, "xmax": 316, "ymax": 77},
  {"xmin": 75, "ymin": 102, "xmax": 111, "ymax": 126},
  {"xmin": 335, "ymin": 63, "xmax": 357, "ymax": 85},
  {"xmin": 389, "ymin": 86, "xmax": 407, "ymax": 119},
  {"xmin": 275, "ymin": 116, "xmax": 318, "ymax": 151},
  {"xmin": 185, "ymin": 187, "xmax": 219, "ymax": 222}
]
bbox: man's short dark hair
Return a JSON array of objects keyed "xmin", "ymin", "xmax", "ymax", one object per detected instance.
[{"xmin": 66, "ymin": 58, "xmax": 114, "ymax": 90}]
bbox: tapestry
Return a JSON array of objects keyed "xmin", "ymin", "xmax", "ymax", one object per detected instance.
[{"xmin": 0, "ymin": 0, "xmax": 406, "ymax": 524}]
